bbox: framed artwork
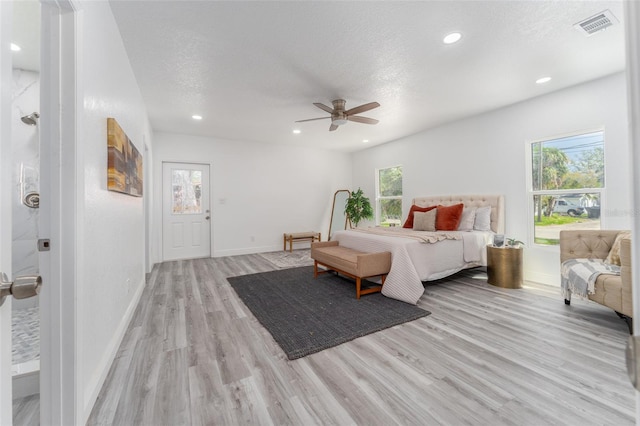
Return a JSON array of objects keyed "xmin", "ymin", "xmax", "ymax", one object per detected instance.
[{"xmin": 107, "ymin": 118, "xmax": 143, "ymax": 197}]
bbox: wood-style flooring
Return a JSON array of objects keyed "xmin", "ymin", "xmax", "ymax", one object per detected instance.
[{"xmin": 21, "ymin": 253, "xmax": 639, "ymax": 425}]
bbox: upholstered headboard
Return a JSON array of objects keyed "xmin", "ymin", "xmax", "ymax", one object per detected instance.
[{"xmin": 411, "ymin": 194, "xmax": 505, "ymax": 234}]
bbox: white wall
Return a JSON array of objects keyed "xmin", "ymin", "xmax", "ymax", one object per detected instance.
[
  {"xmin": 77, "ymin": 2, "xmax": 153, "ymax": 422},
  {"xmin": 152, "ymin": 132, "xmax": 351, "ymax": 261},
  {"xmin": 352, "ymin": 72, "xmax": 630, "ymax": 285}
]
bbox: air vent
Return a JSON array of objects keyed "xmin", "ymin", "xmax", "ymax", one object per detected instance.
[{"xmin": 574, "ymin": 9, "xmax": 618, "ymax": 36}]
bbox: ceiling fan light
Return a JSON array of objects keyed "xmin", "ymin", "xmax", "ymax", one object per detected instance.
[{"xmin": 333, "ymin": 118, "xmax": 348, "ymax": 126}]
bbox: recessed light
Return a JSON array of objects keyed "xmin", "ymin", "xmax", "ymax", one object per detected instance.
[
  {"xmin": 10, "ymin": 43, "xmax": 21, "ymax": 52},
  {"xmin": 192, "ymin": 115, "xmax": 202, "ymax": 120},
  {"xmin": 293, "ymin": 129, "xmax": 301, "ymax": 134},
  {"xmin": 362, "ymin": 139, "xmax": 369, "ymax": 143},
  {"xmin": 443, "ymin": 32, "xmax": 462, "ymax": 44},
  {"xmin": 536, "ymin": 77, "xmax": 552, "ymax": 84}
]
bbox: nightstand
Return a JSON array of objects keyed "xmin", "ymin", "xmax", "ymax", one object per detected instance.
[{"xmin": 486, "ymin": 245, "xmax": 523, "ymax": 289}]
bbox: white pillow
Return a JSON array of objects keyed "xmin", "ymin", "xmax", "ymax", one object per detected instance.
[
  {"xmin": 605, "ymin": 231, "xmax": 631, "ymax": 265},
  {"xmin": 413, "ymin": 209, "xmax": 437, "ymax": 231},
  {"xmin": 474, "ymin": 206, "xmax": 492, "ymax": 231},
  {"xmin": 457, "ymin": 207, "xmax": 477, "ymax": 231}
]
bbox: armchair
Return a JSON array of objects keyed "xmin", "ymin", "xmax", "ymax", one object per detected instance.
[{"xmin": 559, "ymin": 230, "xmax": 632, "ymax": 326}]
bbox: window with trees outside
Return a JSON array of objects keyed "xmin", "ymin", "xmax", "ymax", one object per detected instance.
[
  {"xmin": 530, "ymin": 130, "xmax": 604, "ymax": 245},
  {"xmin": 377, "ymin": 165, "xmax": 403, "ymax": 226}
]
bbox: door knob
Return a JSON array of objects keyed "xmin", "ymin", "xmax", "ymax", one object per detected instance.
[
  {"xmin": 205, "ymin": 216, "xmax": 210, "ymax": 220},
  {"xmin": 0, "ymin": 273, "xmax": 42, "ymax": 306}
]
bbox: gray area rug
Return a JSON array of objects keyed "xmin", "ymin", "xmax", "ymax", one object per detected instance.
[
  {"xmin": 258, "ymin": 249, "xmax": 314, "ymax": 268},
  {"xmin": 227, "ymin": 266, "xmax": 430, "ymax": 360}
]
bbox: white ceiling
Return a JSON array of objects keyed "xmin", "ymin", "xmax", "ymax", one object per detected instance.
[{"xmin": 17, "ymin": 1, "xmax": 628, "ymax": 152}]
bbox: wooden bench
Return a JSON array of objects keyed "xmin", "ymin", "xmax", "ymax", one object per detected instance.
[
  {"xmin": 283, "ymin": 231, "xmax": 321, "ymax": 252},
  {"xmin": 310, "ymin": 241, "xmax": 391, "ymax": 299}
]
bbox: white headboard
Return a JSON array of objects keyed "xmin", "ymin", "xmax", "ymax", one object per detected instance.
[{"xmin": 411, "ymin": 194, "xmax": 505, "ymax": 234}]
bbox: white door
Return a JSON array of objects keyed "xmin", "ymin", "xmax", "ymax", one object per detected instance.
[
  {"xmin": 0, "ymin": 1, "xmax": 14, "ymax": 421},
  {"xmin": 162, "ymin": 162, "xmax": 211, "ymax": 261}
]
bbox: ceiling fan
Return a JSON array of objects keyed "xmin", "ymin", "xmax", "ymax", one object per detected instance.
[{"xmin": 295, "ymin": 99, "xmax": 380, "ymax": 131}]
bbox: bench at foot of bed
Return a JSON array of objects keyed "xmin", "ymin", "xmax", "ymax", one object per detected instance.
[{"xmin": 310, "ymin": 241, "xmax": 391, "ymax": 299}]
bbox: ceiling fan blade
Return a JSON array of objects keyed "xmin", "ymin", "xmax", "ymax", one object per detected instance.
[
  {"xmin": 347, "ymin": 116, "xmax": 379, "ymax": 125},
  {"xmin": 295, "ymin": 117, "xmax": 331, "ymax": 123},
  {"xmin": 313, "ymin": 103, "xmax": 334, "ymax": 114},
  {"xmin": 329, "ymin": 123, "xmax": 339, "ymax": 131},
  {"xmin": 345, "ymin": 101, "xmax": 380, "ymax": 116}
]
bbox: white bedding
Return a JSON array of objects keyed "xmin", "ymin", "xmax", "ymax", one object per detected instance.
[{"xmin": 333, "ymin": 228, "xmax": 493, "ymax": 305}]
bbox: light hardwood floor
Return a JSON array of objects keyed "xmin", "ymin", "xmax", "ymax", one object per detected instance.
[{"xmin": 44, "ymin": 253, "xmax": 640, "ymax": 424}]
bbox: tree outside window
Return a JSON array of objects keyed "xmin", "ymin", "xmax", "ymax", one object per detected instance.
[
  {"xmin": 530, "ymin": 131, "xmax": 604, "ymax": 245},
  {"xmin": 377, "ymin": 166, "xmax": 402, "ymax": 226}
]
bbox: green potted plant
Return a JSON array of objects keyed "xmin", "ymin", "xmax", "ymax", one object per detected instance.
[
  {"xmin": 506, "ymin": 238, "xmax": 525, "ymax": 248},
  {"xmin": 344, "ymin": 188, "xmax": 374, "ymax": 228}
]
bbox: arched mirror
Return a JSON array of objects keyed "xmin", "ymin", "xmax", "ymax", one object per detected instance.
[{"xmin": 328, "ymin": 190, "xmax": 350, "ymax": 240}]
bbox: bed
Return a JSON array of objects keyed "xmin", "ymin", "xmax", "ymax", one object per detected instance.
[{"xmin": 332, "ymin": 194, "xmax": 505, "ymax": 304}]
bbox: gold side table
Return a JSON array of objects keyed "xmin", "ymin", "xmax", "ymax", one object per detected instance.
[{"xmin": 486, "ymin": 245, "xmax": 523, "ymax": 289}]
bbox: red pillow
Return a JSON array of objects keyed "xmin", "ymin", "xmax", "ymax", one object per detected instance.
[
  {"xmin": 403, "ymin": 205, "xmax": 437, "ymax": 228},
  {"xmin": 435, "ymin": 203, "xmax": 464, "ymax": 231}
]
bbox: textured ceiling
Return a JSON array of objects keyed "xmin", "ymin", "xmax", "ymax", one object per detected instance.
[{"xmin": 111, "ymin": 1, "xmax": 622, "ymax": 152}]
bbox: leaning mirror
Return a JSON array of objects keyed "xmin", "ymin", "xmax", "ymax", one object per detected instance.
[{"xmin": 328, "ymin": 190, "xmax": 350, "ymax": 240}]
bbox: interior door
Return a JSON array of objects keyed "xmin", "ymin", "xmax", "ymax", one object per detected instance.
[
  {"xmin": 162, "ymin": 162, "xmax": 211, "ymax": 261},
  {"xmin": 0, "ymin": 2, "xmax": 13, "ymax": 422}
]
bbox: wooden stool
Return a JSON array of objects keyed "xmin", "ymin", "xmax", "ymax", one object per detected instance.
[{"xmin": 283, "ymin": 232, "xmax": 321, "ymax": 252}]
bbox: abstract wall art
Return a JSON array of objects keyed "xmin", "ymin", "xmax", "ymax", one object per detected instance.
[{"xmin": 107, "ymin": 117, "xmax": 143, "ymax": 197}]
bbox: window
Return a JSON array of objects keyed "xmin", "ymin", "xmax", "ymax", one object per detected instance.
[
  {"xmin": 529, "ymin": 130, "xmax": 604, "ymax": 245},
  {"xmin": 172, "ymin": 169, "xmax": 203, "ymax": 214},
  {"xmin": 376, "ymin": 165, "xmax": 402, "ymax": 226}
]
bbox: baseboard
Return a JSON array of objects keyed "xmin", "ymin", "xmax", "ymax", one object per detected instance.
[
  {"xmin": 13, "ymin": 371, "xmax": 39, "ymax": 399},
  {"xmin": 525, "ymin": 270, "xmax": 559, "ymax": 286},
  {"xmin": 12, "ymin": 360, "xmax": 40, "ymax": 399},
  {"xmin": 214, "ymin": 244, "xmax": 282, "ymax": 257},
  {"xmin": 81, "ymin": 276, "xmax": 145, "ymax": 424}
]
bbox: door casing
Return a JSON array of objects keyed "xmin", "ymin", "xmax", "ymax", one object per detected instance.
[
  {"xmin": 39, "ymin": 0, "xmax": 80, "ymax": 424},
  {"xmin": 0, "ymin": 1, "xmax": 15, "ymax": 422}
]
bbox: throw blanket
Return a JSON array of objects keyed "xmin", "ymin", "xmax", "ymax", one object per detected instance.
[
  {"xmin": 350, "ymin": 227, "xmax": 462, "ymax": 244},
  {"xmin": 561, "ymin": 259, "xmax": 620, "ymax": 300}
]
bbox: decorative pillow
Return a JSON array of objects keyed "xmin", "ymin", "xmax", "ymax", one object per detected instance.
[
  {"xmin": 413, "ymin": 209, "xmax": 437, "ymax": 231},
  {"xmin": 605, "ymin": 231, "xmax": 631, "ymax": 265},
  {"xmin": 457, "ymin": 207, "xmax": 477, "ymax": 231},
  {"xmin": 435, "ymin": 203, "xmax": 464, "ymax": 231},
  {"xmin": 474, "ymin": 206, "xmax": 492, "ymax": 231},
  {"xmin": 402, "ymin": 205, "xmax": 437, "ymax": 228}
]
